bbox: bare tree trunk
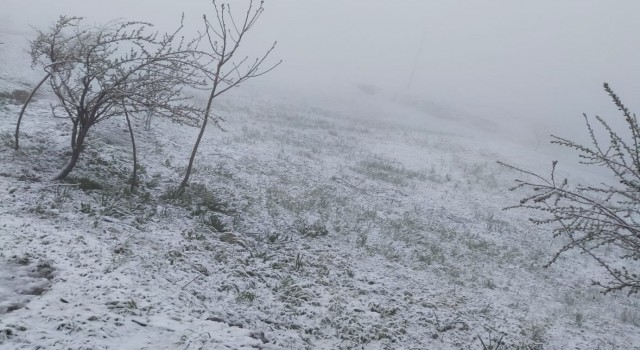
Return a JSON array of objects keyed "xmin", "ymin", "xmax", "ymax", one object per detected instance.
[
  {"xmin": 70, "ymin": 118, "xmax": 80, "ymax": 150},
  {"xmin": 179, "ymin": 52, "xmax": 222, "ymax": 193},
  {"xmin": 123, "ymin": 106, "xmax": 138, "ymax": 192},
  {"xmin": 54, "ymin": 125, "xmax": 88, "ymax": 181},
  {"xmin": 54, "ymin": 147, "xmax": 81, "ymax": 181},
  {"xmin": 15, "ymin": 73, "xmax": 50, "ymax": 150},
  {"xmin": 179, "ymin": 96, "xmax": 213, "ymax": 192}
]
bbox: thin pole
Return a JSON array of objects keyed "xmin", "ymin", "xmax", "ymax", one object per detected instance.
[{"xmin": 407, "ymin": 26, "xmax": 428, "ymax": 90}]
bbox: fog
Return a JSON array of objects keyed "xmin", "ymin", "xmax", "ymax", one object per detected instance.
[{"xmin": 2, "ymin": 0, "xmax": 640, "ymax": 145}]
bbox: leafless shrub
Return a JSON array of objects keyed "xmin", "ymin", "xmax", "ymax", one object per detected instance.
[
  {"xmin": 500, "ymin": 83, "xmax": 640, "ymax": 295},
  {"xmin": 28, "ymin": 15, "xmax": 206, "ymax": 182}
]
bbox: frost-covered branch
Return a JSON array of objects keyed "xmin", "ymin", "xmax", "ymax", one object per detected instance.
[{"xmin": 500, "ymin": 83, "xmax": 640, "ymax": 295}]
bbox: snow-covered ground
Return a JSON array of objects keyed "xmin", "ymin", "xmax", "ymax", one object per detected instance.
[{"xmin": 1, "ymin": 27, "xmax": 640, "ymax": 350}]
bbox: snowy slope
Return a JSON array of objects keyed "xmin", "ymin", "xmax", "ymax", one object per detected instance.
[{"xmin": 1, "ymin": 28, "xmax": 640, "ymax": 350}]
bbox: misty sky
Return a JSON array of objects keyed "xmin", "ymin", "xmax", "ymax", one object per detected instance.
[{"xmin": 2, "ymin": 0, "xmax": 640, "ymax": 142}]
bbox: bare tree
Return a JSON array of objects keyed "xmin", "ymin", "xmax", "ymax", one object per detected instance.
[
  {"xmin": 500, "ymin": 83, "xmax": 640, "ymax": 295},
  {"xmin": 121, "ymin": 103, "xmax": 138, "ymax": 192},
  {"xmin": 29, "ymin": 16, "xmax": 205, "ymax": 181},
  {"xmin": 179, "ymin": 0, "xmax": 281, "ymax": 191}
]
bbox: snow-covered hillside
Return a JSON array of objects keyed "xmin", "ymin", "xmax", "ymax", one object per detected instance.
[{"xmin": 1, "ymin": 26, "xmax": 640, "ymax": 350}]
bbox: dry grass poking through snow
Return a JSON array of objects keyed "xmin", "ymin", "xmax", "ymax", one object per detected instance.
[{"xmin": 0, "ymin": 81, "xmax": 640, "ymax": 349}]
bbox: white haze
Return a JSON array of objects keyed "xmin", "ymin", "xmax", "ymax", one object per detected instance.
[{"xmin": 2, "ymin": 0, "xmax": 640, "ymax": 146}]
